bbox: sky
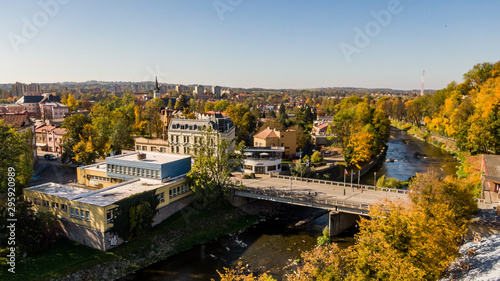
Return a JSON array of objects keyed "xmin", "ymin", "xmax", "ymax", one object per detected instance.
[{"xmin": 0, "ymin": 0, "xmax": 499, "ymax": 90}]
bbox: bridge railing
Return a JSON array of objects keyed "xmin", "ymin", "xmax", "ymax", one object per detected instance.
[
  {"xmin": 238, "ymin": 186, "xmax": 371, "ymax": 210},
  {"xmin": 269, "ymin": 172, "xmax": 408, "ymax": 194}
]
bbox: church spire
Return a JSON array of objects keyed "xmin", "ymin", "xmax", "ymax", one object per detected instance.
[{"xmin": 155, "ymin": 76, "xmax": 159, "ymax": 92}]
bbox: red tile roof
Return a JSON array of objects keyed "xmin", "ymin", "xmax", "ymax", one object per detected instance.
[
  {"xmin": 254, "ymin": 128, "xmax": 279, "ymax": 139},
  {"xmin": 0, "ymin": 113, "xmax": 32, "ymax": 128}
]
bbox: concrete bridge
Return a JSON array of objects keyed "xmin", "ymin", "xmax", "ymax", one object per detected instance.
[{"xmin": 232, "ymin": 173, "xmax": 410, "ymax": 236}]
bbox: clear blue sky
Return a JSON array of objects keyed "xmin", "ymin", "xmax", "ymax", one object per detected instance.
[{"xmin": 1, "ymin": 0, "xmax": 499, "ymax": 90}]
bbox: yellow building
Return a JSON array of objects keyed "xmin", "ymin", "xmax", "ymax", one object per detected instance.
[
  {"xmin": 27, "ymin": 151, "xmax": 194, "ymax": 251},
  {"xmin": 253, "ymin": 128, "xmax": 297, "ymax": 158},
  {"xmin": 25, "ymin": 177, "xmax": 192, "ymax": 251}
]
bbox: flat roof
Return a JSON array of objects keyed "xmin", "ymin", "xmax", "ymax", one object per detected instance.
[
  {"xmin": 80, "ymin": 163, "xmax": 107, "ymax": 172},
  {"xmin": 73, "ymin": 179, "xmax": 165, "ymax": 207},
  {"xmin": 27, "ymin": 177, "xmax": 186, "ymax": 207},
  {"xmin": 25, "ymin": 183, "xmax": 94, "ymax": 200},
  {"xmin": 106, "ymin": 151, "xmax": 190, "ymax": 165}
]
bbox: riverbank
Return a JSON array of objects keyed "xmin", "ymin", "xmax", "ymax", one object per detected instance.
[
  {"xmin": 390, "ymin": 120, "xmax": 482, "ymax": 197},
  {"xmin": 0, "ymin": 202, "xmax": 259, "ymax": 281}
]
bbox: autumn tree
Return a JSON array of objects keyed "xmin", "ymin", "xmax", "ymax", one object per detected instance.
[
  {"xmin": 61, "ymin": 114, "xmax": 92, "ymax": 164},
  {"xmin": 187, "ymin": 129, "xmax": 245, "ymax": 205}
]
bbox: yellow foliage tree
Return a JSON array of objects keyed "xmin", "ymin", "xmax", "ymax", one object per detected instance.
[{"xmin": 345, "ymin": 131, "xmax": 373, "ymax": 168}]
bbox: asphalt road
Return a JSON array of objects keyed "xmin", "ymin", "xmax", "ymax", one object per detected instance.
[{"xmin": 32, "ymin": 156, "xmax": 77, "ymax": 186}]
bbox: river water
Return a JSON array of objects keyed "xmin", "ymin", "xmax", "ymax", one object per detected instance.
[{"xmin": 121, "ymin": 128, "xmax": 459, "ymax": 281}]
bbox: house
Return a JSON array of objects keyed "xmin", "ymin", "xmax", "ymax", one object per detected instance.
[
  {"xmin": 242, "ymin": 147, "xmax": 284, "ymax": 174},
  {"xmin": 311, "ymin": 123, "xmax": 335, "ymax": 149},
  {"xmin": 482, "ymin": 155, "xmax": 500, "ymax": 203},
  {"xmin": 40, "ymin": 102, "xmax": 69, "ymax": 121},
  {"xmin": 35, "ymin": 125, "xmax": 56, "ymax": 151},
  {"xmin": 25, "ymin": 151, "xmax": 193, "ymax": 251},
  {"xmin": 253, "ymin": 128, "xmax": 296, "ymax": 159},
  {"xmin": 47, "ymin": 127, "xmax": 67, "ymax": 154},
  {"xmin": 16, "ymin": 93, "xmax": 62, "ymax": 119},
  {"xmin": 0, "ymin": 111, "xmax": 37, "ymax": 163}
]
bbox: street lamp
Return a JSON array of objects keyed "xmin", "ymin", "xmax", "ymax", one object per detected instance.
[{"xmin": 374, "ymin": 172, "xmax": 377, "ymax": 187}]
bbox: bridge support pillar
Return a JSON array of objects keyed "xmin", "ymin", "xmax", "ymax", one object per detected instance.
[{"xmin": 329, "ymin": 211, "xmax": 359, "ymax": 237}]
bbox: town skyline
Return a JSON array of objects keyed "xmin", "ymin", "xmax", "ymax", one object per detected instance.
[{"xmin": 1, "ymin": 1, "xmax": 499, "ymax": 90}]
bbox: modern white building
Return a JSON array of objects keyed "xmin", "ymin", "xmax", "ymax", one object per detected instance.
[{"xmin": 242, "ymin": 147, "xmax": 284, "ymax": 174}]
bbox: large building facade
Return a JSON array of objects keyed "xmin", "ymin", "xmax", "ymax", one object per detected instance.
[{"xmin": 135, "ymin": 114, "xmax": 236, "ymax": 156}]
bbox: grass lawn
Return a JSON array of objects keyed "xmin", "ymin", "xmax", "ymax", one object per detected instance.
[{"xmin": 1, "ymin": 202, "xmax": 259, "ymax": 281}]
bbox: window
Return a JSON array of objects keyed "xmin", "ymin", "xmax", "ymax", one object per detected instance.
[
  {"xmin": 176, "ymin": 147, "xmax": 179, "ymax": 153},
  {"xmin": 120, "ymin": 166, "xmax": 124, "ymax": 173},
  {"xmin": 277, "ymin": 164, "xmax": 281, "ymax": 170},
  {"xmin": 245, "ymin": 165, "xmax": 252, "ymax": 170},
  {"xmin": 85, "ymin": 211, "xmax": 90, "ymax": 221},
  {"xmin": 80, "ymin": 210, "xmax": 85, "ymax": 220},
  {"xmin": 151, "ymin": 146, "xmax": 157, "ymax": 152},
  {"xmin": 75, "ymin": 209, "xmax": 80, "ymax": 219},
  {"xmin": 43, "ymin": 200, "xmax": 49, "ymax": 207},
  {"xmin": 34, "ymin": 198, "xmax": 40, "ymax": 205},
  {"xmin": 160, "ymin": 147, "xmax": 166, "ymax": 153},
  {"xmin": 268, "ymin": 165, "xmax": 276, "ymax": 171},
  {"xmin": 106, "ymin": 210, "xmax": 114, "ymax": 223},
  {"xmin": 156, "ymin": 170, "xmax": 161, "ymax": 179},
  {"xmin": 176, "ymin": 136, "xmax": 179, "ymax": 142},
  {"xmin": 184, "ymin": 147, "xmax": 187, "ymax": 154},
  {"xmin": 157, "ymin": 192, "xmax": 165, "ymax": 203},
  {"xmin": 61, "ymin": 204, "xmax": 67, "ymax": 211},
  {"xmin": 142, "ymin": 146, "xmax": 147, "ymax": 150},
  {"xmin": 146, "ymin": 169, "xmax": 151, "ymax": 178},
  {"xmin": 70, "ymin": 207, "xmax": 74, "ymax": 218},
  {"xmin": 137, "ymin": 145, "xmax": 141, "ymax": 150},
  {"xmin": 133, "ymin": 167, "xmax": 137, "ymax": 176},
  {"xmin": 51, "ymin": 202, "xmax": 59, "ymax": 209},
  {"xmin": 171, "ymin": 135, "xmax": 174, "ymax": 142}
]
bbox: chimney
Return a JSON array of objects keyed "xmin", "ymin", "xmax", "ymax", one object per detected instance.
[{"xmin": 137, "ymin": 153, "xmax": 146, "ymax": 160}]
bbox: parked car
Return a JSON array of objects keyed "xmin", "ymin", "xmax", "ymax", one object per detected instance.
[{"xmin": 44, "ymin": 154, "xmax": 57, "ymax": 160}]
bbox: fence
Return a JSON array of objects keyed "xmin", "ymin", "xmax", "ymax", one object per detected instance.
[
  {"xmin": 269, "ymin": 173, "xmax": 409, "ymax": 194},
  {"xmin": 237, "ymin": 186, "xmax": 371, "ymax": 211}
]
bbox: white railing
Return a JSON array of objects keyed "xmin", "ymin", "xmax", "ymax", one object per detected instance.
[{"xmin": 269, "ymin": 173, "xmax": 408, "ymax": 194}]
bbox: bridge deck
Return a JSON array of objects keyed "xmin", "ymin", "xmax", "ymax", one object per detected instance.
[{"xmin": 235, "ymin": 174, "xmax": 410, "ymax": 214}]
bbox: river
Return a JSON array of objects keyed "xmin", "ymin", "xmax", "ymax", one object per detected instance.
[{"xmin": 121, "ymin": 128, "xmax": 459, "ymax": 281}]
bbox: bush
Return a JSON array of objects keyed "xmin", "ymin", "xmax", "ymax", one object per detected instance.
[
  {"xmin": 242, "ymin": 173, "xmax": 256, "ymax": 179},
  {"xmin": 376, "ymin": 175, "xmax": 405, "ymax": 189}
]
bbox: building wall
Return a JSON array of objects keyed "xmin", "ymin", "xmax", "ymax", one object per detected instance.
[
  {"xmin": 77, "ymin": 166, "xmax": 117, "ymax": 188},
  {"xmin": 26, "ymin": 178, "xmax": 193, "ymax": 251},
  {"xmin": 24, "ymin": 190, "xmax": 108, "ymax": 231},
  {"xmin": 135, "ymin": 137, "xmax": 169, "ymax": 153}
]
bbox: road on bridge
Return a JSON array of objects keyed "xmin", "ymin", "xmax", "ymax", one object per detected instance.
[{"xmin": 236, "ymin": 174, "xmax": 410, "ymax": 209}]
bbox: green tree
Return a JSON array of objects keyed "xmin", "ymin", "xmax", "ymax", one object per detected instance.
[
  {"xmin": 187, "ymin": 130, "xmax": 245, "ymax": 205},
  {"xmin": 61, "ymin": 114, "xmax": 92, "ymax": 164},
  {"xmin": 0, "ymin": 121, "xmax": 33, "ymax": 194},
  {"xmin": 175, "ymin": 94, "xmax": 188, "ymax": 110},
  {"xmin": 129, "ymin": 201, "xmax": 155, "ymax": 238},
  {"xmin": 311, "ymin": 151, "xmax": 323, "ymax": 163}
]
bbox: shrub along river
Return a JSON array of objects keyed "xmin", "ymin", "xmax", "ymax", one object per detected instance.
[{"xmin": 121, "ymin": 128, "xmax": 459, "ymax": 281}]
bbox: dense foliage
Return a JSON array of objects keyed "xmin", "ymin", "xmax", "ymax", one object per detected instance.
[{"xmin": 109, "ymin": 190, "xmax": 159, "ymax": 240}]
